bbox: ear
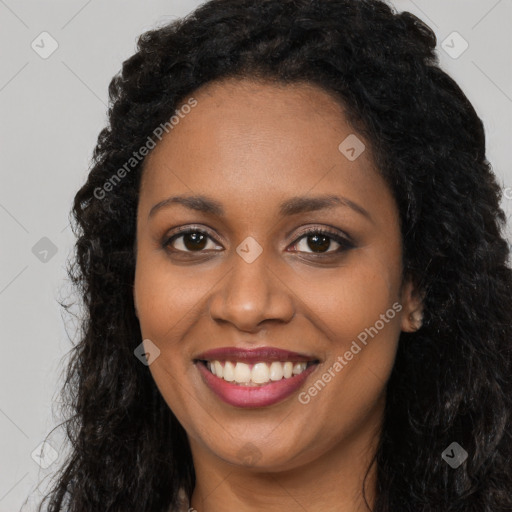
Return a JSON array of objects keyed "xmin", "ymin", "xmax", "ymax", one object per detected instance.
[{"xmin": 399, "ymin": 276, "xmax": 424, "ymax": 332}]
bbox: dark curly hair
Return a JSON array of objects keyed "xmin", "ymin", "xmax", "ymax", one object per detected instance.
[{"xmin": 37, "ymin": 0, "xmax": 512, "ymax": 510}]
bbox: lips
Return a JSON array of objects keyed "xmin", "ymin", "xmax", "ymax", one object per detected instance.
[
  {"xmin": 194, "ymin": 346, "xmax": 316, "ymax": 363},
  {"xmin": 193, "ymin": 346, "xmax": 320, "ymax": 408}
]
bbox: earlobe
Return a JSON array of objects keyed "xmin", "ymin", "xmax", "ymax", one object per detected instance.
[
  {"xmin": 400, "ymin": 278, "xmax": 424, "ymax": 332},
  {"xmin": 406, "ymin": 309, "xmax": 423, "ymax": 332}
]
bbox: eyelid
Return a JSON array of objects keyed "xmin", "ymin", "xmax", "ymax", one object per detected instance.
[
  {"xmin": 165, "ymin": 224, "xmax": 218, "ymax": 239},
  {"xmin": 291, "ymin": 225, "xmax": 354, "ymax": 245}
]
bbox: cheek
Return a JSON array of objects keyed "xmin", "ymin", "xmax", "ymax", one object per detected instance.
[
  {"xmin": 293, "ymin": 250, "xmax": 403, "ymax": 413},
  {"xmin": 134, "ymin": 250, "xmax": 213, "ymax": 342},
  {"xmin": 134, "ymin": 253, "xmax": 204, "ymax": 427},
  {"xmin": 296, "ymin": 254, "xmax": 402, "ymax": 344}
]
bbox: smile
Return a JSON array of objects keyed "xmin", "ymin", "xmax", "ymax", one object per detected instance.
[{"xmin": 194, "ymin": 347, "xmax": 320, "ymax": 408}]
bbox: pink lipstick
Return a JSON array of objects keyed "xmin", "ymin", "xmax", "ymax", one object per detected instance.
[{"xmin": 194, "ymin": 346, "xmax": 319, "ymax": 408}]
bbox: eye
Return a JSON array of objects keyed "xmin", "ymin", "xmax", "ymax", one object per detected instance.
[
  {"xmin": 163, "ymin": 227, "xmax": 223, "ymax": 253},
  {"xmin": 163, "ymin": 225, "xmax": 354, "ymax": 256},
  {"xmin": 288, "ymin": 227, "xmax": 353, "ymax": 255}
]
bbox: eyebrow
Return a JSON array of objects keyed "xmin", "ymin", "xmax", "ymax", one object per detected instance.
[{"xmin": 148, "ymin": 194, "xmax": 373, "ymax": 222}]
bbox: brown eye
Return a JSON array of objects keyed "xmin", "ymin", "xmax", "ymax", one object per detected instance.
[
  {"xmin": 180, "ymin": 232, "xmax": 207, "ymax": 251},
  {"xmin": 305, "ymin": 233, "xmax": 334, "ymax": 253},
  {"xmin": 164, "ymin": 229, "xmax": 223, "ymax": 253},
  {"xmin": 290, "ymin": 228, "xmax": 353, "ymax": 255}
]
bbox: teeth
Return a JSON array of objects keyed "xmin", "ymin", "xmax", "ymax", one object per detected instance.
[
  {"xmin": 269, "ymin": 361, "xmax": 284, "ymax": 381},
  {"xmin": 205, "ymin": 360, "xmax": 311, "ymax": 385},
  {"xmin": 234, "ymin": 362, "xmax": 251, "ymax": 383},
  {"xmin": 252, "ymin": 362, "xmax": 270, "ymax": 384},
  {"xmin": 223, "ymin": 361, "xmax": 235, "ymax": 382},
  {"xmin": 293, "ymin": 362, "xmax": 306, "ymax": 375}
]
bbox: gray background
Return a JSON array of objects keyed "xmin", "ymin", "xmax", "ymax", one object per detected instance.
[{"xmin": 0, "ymin": 1, "xmax": 511, "ymax": 510}]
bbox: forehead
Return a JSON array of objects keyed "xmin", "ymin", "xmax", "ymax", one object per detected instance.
[
  {"xmin": 142, "ymin": 78, "xmax": 355, "ymax": 176},
  {"xmin": 138, "ymin": 77, "xmax": 392, "ymax": 224}
]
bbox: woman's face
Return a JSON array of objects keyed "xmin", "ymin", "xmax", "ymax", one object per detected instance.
[{"xmin": 134, "ymin": 78, "xmax": 422, "ymax": 472}]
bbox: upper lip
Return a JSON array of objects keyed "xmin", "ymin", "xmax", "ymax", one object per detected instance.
[{"xmin": 194, "ymin": 346, "xmax": 319, "ymax": 364}]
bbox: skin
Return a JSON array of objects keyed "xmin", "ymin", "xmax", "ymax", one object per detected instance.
[{"xmin": 133, "ymin": 77, "xmax": 423, "ymax": 512}]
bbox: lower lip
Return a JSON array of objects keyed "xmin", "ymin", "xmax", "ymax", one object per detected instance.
[{"xmin": 196, "ymin": 362, "xmax": 318, "ymax": 408}]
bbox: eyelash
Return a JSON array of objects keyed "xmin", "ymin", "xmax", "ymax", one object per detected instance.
[{"xmin": 162, "ymin": 225, "xmax": 354, "ymax": 257}]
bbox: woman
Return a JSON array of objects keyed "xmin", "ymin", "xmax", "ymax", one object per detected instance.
[{"xmin": 39, "ymin": 0, "xmax": 512, "ymax": 510}]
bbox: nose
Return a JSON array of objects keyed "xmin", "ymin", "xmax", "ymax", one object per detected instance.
[{"xmin": 208, "ymin": 248, "xmax": 295, "ymax": 332}]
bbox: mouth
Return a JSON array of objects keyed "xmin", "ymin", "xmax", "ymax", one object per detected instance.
[{"xmin": 193, "ymin": 347, "xmax": 320, "ymax": 408}]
